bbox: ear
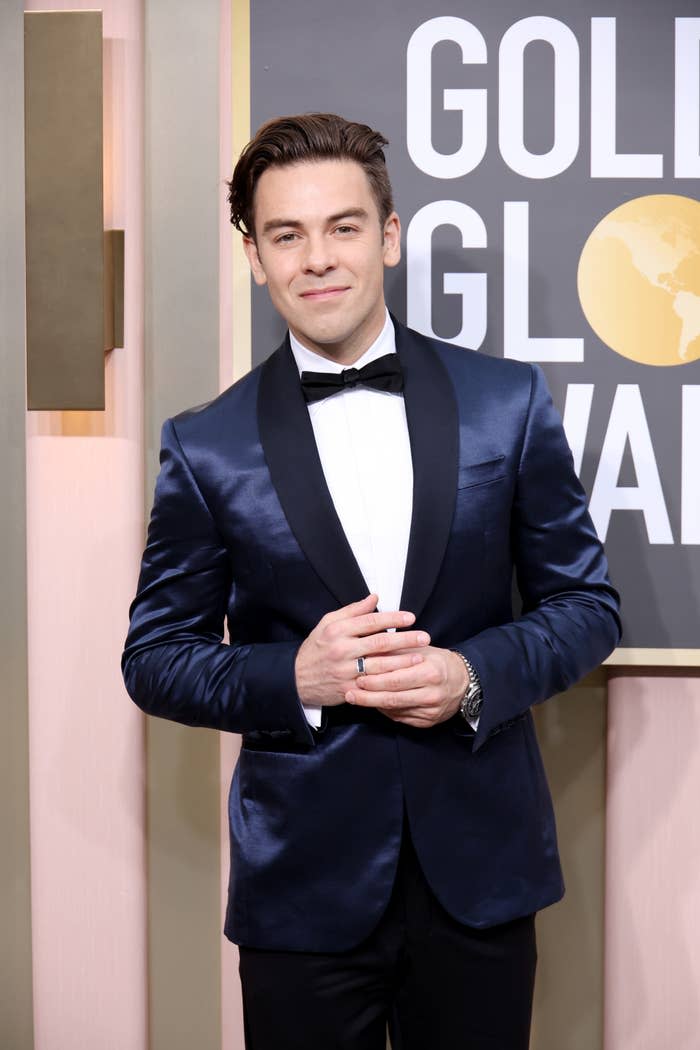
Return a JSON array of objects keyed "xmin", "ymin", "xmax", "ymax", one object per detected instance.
[
  {"xmin": 242, "ymin": 235, "xmax": 268, "ymax": 286},
  {"xmin": 382, "ymin": 212, "xmax": 401, "ymax": 269}
]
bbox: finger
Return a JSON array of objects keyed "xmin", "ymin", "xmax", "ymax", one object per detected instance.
[
  {"xmin": 351, "ymin": 630, "xmax": 430, "ymax": 658},
  {"xmin": 360, "ymin": 653, "xmax": 424, "ymax": 677},
  {"xmin": 378, "ymin": 704, "xmax": 450, "ymax": 728},
  {"xmin": 355, "ymin": 664, "xmax": 432, "ymax": 692},
  {"xmin": 323, "ymin": 593, "xmax": 379, "ymax": 624},
  {"xmin": 345, "ymin": 609, "xmax": 417, "ymax": 636},
  {"xmin": 376, "ymin": 646, "xmax": 422, "ymax": 657},
  {"xmin": 346, "ymin": 687, "xmax": 432, "ymax": 710},
  {"xmin": 385, "ymin": 712, "xmax": 436, "ymax": 728},
  {"xmin": 381, "ymin": 705, "xmax": 430, "ymax": 721}
]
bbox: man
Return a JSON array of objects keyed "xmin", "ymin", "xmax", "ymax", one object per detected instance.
[{"xmin": 123, "ymin": 113, "xmax": 621, "ymax": 1049}]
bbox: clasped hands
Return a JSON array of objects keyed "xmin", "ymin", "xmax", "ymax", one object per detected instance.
[{"xmin": 294, "ymin": 594, "xmax": 468, "ymax": 729}]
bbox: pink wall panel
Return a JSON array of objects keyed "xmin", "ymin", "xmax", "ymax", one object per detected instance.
[
  {"xmin": 26, "ymin": 1, "xmax": 147, "ymax": 1047},
  {"xmin": 27, "ymin": 442, "xmax": 147, "ymax": 1050},
  {"xmin": 605, "ymin": 675, "xmax": 700, "ymax": 1050}
]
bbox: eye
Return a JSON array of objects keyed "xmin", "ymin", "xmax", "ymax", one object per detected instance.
[
  {"xmin": 274, "ymin": 231, "xmax": 298, "ymax": 245},
  {"xmin": 334, "ymin": 224, "xmax": 357, "ymax": 235}
]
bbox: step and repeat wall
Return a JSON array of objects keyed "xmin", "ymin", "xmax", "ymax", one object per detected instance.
[
  {"xmin": 245, "ymin": 9, "xmax": 700, "ymax": 1046},
  {"xmin": 249, "ymin": 2, "xmax": 700, "ymax": 659}
]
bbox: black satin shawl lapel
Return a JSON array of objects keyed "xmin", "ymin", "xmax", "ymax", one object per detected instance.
[
  {"xmin": 257, "ymin": 336, "xmax": 369, "ymax": 609},
  {"xmin": 394, "ymin": 320, "xmax": 459, "ymax": 621}
]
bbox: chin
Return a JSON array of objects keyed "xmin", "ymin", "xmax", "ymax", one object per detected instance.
[
  {"xmin": 314, "ymin": 327, "xmax": 349, "ymax": 346},
  {"xmin": 299, "ymin": 322, "xmax": 350, "ymax": 348}
]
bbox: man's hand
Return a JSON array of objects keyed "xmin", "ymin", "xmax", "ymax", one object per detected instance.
[
  {"xmin": 295, "ymin": 594, "xmax": 431, "ymax": 707},
  {"xmin": 346, "ymin": 646, "xmax": 469, "ymax": 728}
]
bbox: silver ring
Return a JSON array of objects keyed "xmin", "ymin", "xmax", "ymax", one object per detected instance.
[{"xmin": 356, "ymin": 656, "xmax": 366, "ymax": 675}]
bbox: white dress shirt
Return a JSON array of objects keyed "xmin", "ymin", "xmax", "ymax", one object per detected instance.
[{"xmin": 290, "ymin": 311, "xmax": 413, "ymax": 728}]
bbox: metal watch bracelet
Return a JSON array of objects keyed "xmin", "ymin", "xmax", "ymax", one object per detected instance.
[{"xmin": 451, "ymin": 650, "xmax": 484, "ymax": 722}]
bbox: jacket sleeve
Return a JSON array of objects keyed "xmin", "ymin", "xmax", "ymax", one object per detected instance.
[
  {"xmin": 121, "ymin": 418, "xmax": 315, "ymax": 745},
  {"xmin": 459, "ymin": 364, "xmax": 621, "ymax": 751}
]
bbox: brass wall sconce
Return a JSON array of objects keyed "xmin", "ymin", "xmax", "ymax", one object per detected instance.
[{"xmin": 24, "ymin": 11, "xmax": 124, "ymax": 411}]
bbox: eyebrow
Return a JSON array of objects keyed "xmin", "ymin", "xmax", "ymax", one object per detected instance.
[{"xmin": 261, "ymin": 208, "xmax": 370, "ymax": 235}]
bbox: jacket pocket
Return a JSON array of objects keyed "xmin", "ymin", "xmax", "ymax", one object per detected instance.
[
  {"xmin": 457, "ymin": 455, "xmax": 506, "ymax": 490},
  {"xmin": 241, "ymin": 733, "xmax": 312, "ymax": 757}
]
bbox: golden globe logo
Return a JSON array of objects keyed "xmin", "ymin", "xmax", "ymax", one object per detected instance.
[
  {"xmin": 578, "ymin": 195, "xmax": 700, "ymax": 367},
  {"xmin": 403, "ymin": 16, "xmax": 700, "ymax": 549}
]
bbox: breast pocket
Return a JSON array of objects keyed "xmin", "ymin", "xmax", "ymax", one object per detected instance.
[
  {"xmin": 457, "ymin": 455, "xmax": 507, "ymax": 490},
  {"xmin": 448, "ymin": 455, "xmax": 511, "ymax": 608}
]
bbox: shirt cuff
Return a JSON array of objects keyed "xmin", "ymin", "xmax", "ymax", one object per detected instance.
[{"xmin": 302, "ymin": 703, "xmax": 322, "ymax": 729}]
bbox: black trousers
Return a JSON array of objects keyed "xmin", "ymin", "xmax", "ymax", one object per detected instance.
[{"xmin": 238, "ymin": 813, "xmax": 537, "ymax": 1050}]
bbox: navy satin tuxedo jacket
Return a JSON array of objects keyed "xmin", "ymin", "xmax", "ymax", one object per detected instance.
[{"xmin": 122, "ymin": 320, "xmax": 621, "ymax": 951}]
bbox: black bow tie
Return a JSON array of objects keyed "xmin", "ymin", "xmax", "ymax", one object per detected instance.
[{"xmin": 300, "ymin": 353, "xmax": 404, "ymax": 404}]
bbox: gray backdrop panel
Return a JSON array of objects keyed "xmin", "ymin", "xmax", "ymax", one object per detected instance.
[{"xmin": 249, "ymin": 0, "xmax": 700, "ymax": 650}]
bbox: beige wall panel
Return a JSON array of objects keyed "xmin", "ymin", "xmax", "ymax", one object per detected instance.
[
  {"xmin": 145, "ymin": 723, "xmax": 223, "ymax": 1050},
  {"xmin": 0, "ymin": 1, "xmax": 34, "ymax": 1046},
  {"xmin": 144, "ymin": 1, "xmax": 223, "ymax": 1047},
  {"xmin": 24, "ymin": 11, "xmax": 105, "ymax": 410},
  {"xmin": 531, "ymin": 685, "xmax": 607, "ymax": 1050}
]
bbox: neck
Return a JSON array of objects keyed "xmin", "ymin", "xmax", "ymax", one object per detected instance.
[{"xmin": 290, "ymin": 308, "xmax": 389, "ymax": 367}]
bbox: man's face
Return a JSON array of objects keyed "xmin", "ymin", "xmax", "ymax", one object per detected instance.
[{"xmin": 243, "ymin": 159, "xmax": 401, "ymax": 365}]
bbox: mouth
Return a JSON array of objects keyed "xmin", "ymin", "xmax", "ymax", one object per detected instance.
[{"xmin": 299, "ymin": 286, "xmax": 350, "ymax": 301}]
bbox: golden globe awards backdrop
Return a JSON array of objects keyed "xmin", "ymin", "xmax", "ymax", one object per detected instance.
[{"xmin": 249, "ymin": 2, "xmax": 700, "ymax": 656}]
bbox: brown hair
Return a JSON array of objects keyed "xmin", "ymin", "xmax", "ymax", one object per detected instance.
[{"xmin": 227, "ymin": 113, "xmax": 394, "ymax": 238}]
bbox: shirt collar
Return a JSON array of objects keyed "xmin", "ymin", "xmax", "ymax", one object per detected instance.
[{"xmin": 289, "ymin": 309, "xmax": 395, "ymax": 376}]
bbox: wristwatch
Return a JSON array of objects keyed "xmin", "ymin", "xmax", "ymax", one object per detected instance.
[{"xmin": 452, "ymin": 651, "xmax": 484, "ymax": 722}]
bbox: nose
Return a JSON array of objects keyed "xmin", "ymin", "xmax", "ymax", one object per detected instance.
[{"xmin": 301, "ymin": 233, "xmax": 337, "ymax": 275}]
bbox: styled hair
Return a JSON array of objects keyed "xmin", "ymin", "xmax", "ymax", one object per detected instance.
[{"xmin": 227, "ymin": 112, "xmax": 394, "ymax": 238}]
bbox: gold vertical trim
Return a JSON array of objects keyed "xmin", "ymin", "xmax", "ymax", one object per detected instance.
[
  {"xmin": 231, "ymin": 0, "xmax": 251, "ymax": 381},
  {"xmin": 104, "ymin": 230, "xmax": 125, "ymax": 351}
]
